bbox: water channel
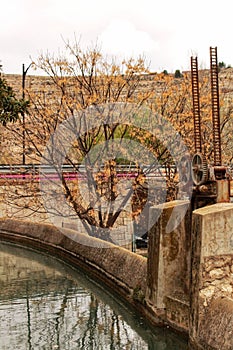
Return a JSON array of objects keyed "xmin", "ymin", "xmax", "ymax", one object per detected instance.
[{"xmin": 0, "ymin": 242, "xmax": 188, "ymax": 349}]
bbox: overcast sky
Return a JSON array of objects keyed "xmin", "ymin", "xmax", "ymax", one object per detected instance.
[{"xmin": 1, "ymin": 0, "xmax": 232, "ymax": 74}]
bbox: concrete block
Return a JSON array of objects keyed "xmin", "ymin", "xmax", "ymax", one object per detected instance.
[{"xmin": 146, "ymin": 200, "xmax": 191, "ymax": 330}]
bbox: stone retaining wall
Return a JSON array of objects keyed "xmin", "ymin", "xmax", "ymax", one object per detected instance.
[
  {"xmin": 198, "ymin": 297, "xmax": 233, "ymax": 350},
  {"xmin": 190, "ymin": 203, "xmax": 233, "ymax": 349},
  {"xmin": 0, "ymin": 181, "xmax": 134, "ymax": 250}
]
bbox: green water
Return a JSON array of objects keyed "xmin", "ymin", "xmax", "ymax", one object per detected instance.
[{"xmin": 0, "ymin": 242, "xmax": 188, "ymax": 349}]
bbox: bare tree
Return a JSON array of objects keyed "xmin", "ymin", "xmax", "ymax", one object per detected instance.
[
  {"xmin": 3, "ymin": 41, "xmax": 172, "ymax": 242},
  {"xmin": 4, "ymin": 43, "xmax": 232, "ymax": 240}
]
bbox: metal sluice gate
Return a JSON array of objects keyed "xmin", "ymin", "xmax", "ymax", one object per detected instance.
[{"xmin": 191, "ymin": 47, "xmax": 231, "ymax": 208}]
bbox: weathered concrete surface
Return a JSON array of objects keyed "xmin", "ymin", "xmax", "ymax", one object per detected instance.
[
  {"xmin": 190, "ymin": 203, "xmax": 233, "ymax": 350},
  {"xmin": 0, "ymin": 218, "xmax": 147, "ymax": 301},
  {"xmin": 198, "ymin": 297, "xmax": 233, "ymax": 349},
  {"xmin": 146, "ymin": 200, "xmax": 191, "ymax": 332}
]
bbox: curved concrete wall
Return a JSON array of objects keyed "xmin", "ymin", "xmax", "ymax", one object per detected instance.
[{"xmin": 0, "ymin": 218, "xmax": 149, "ymax": 313}]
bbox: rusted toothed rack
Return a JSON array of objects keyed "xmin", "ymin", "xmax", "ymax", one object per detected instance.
[
  {"xmin": 210, "ymin": 47, "xmax": 222, "ymax": 166},
  {"xmin": 191, "ymin": 56, "xmax": 202, "ymax": 154}
]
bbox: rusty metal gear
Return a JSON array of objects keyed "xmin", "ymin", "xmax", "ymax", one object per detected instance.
[{"xmin": 191, "ymin": 153, "xmax": 208, "ymax": 186}]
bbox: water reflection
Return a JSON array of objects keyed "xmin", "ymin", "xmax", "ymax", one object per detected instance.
[{"xmin": 0, "ymin": 242, "xmax": 188, "ymax": 349}]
